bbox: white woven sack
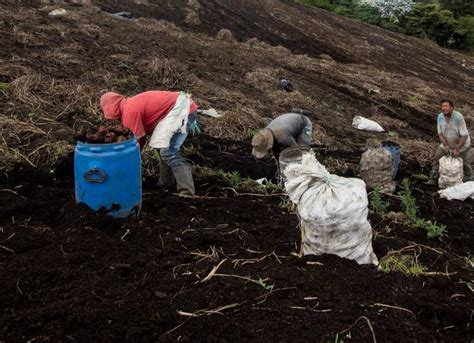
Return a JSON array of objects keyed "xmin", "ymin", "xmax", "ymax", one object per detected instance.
[
  {"xmin": 352, "ymin": 116, "xmax": 384, "ymax": 132},
  {"xmin": 284, "ymin": 152, "xmax": 378, "ymax": 265},
  {"xmin": 438, "ymin": 181, "xmax": 474, "ymax": 201},
  {"xmin": 359, "ymin": 148, "xmax": 396, "ymax": 193},
  {"xmin": 438, "ymin": 156, "xmax": 463, "ymax": 189}
]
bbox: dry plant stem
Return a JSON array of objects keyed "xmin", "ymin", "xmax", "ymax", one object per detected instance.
[
  {"xmin": 0, "ymin": 189, "xmax": 27, "ymax": 200},
  {"xmin": 221, "ymin": 187, "xmax": 285, "ymax": 197},
  {"xmin": 373, "ymin": 303, "xmax": 416, "ymax": 317},
  {"xmin": 211, "ymin": 273, "xmax": 268, "ymax": 286},
  {"xmin": 177, "ymin": 302, "xmax": 240, "ymax": 317},
  {"xmin": 338, "ymin": 316, "xmax": 377, "ymax": 343},
  {"xmin": 201, "ymin": 259, "xmax": 227, "ymax": 282},
  {"xmin": 255, "ymin": 287, "xmax": 297, "ymax": 302},
  {"xmin": 163, "ymin": 303, "xmax": 241, "ymax": 337},
  {"xmin": 0, "ymin": 244, "xmax": 15, "ymax": 254}
]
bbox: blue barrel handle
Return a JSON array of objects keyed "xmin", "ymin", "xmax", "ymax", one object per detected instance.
[{"xmin": 84, "ymin": 167, "xmax": 106, "ymax": 183}]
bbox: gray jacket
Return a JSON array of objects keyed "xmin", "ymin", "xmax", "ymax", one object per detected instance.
[{"xmin": 267, "ymin": 113, "xmax": 312, "ymax": 150}]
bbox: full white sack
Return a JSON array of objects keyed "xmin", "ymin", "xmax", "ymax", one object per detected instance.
[
  {"xmin": 438, "ymin": 181, "xmax": 474, "ymax": 201},
  {"xmin": 438, "ymin": 156, "xmax": 463, "ymax": 189},
  {"xmin": 352, "ymin": 116, "xmax": 385, "ymax": 132},
  {"xmin": 284, "ymin": 153, "xmax": 378, "ymax": 265}
]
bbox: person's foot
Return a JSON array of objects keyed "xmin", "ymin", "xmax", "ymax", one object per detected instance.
[
  {"xmin": 177, "ymin": 191, "xmax": 194, "ymax": 198},
  {"xmin": 172, "ymin": 165, "xmax": 195, "ymax": 197},
  {"xmin": 463, "ymin": 176, "xmax": 472, "ymax": 182}
]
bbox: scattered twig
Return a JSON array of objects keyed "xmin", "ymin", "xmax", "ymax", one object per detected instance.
[
  {"xmin": 201, "ymin": 259, "xmax": 227, "ymax": 282},
  {"xmin": 120, "ymin": 229, "xmax": 130, "ymax": 241},
  {"xmin": 211, "ymin": 273, "xmax": 269, "ymax": 287},
  {"xmin": 177, "ymin": 302, "xmax": 240, "ymax": 317},
  {"xmin": 407, "ymin": 242, "xmax": 445, "ymax": 254},
  {"xmin": 16, "ymin": 278, "xmax": 23, "ymax": 295},
  {"xmin": 159, "ymin": 234, "xmax": 165, "ymax": 249},
  {"xmin": 162, "ymin": 302, "xmax": 241, "ymax": 338},
  {"xmin": 0, "ymin": 189, "xmax": 27, "ymax": 200},
  {"xmin": 160, "ymin": 317, "xmax": 192, "ymax": 338},
  {"xmin": 373, "ymin": 303, "xmax": 416, "ymax": 317},
  {"xmin": 436, "ymin": 325, "xmax": 455, "ymax": 332},
  {"xmin": 255, "ymin": 287, "xmax": 297, "ymax": 303},
  {"xmin": 60, "ymin": 244, "xmax": 68, "ymax": 257},
  {"xmin": 172, "ymin": 263, "xmax": 192, "ymax": 279},
  {"xmin": 0, "ymin": 244, "xmax": 15, "ymax": 254},
  {"xmin": 338, "ymin": 316, "xmax": 377, "ymax": 343},
  {"xmin": 221, "ymin": 187, "xmax": 285, "ymax": 197}
]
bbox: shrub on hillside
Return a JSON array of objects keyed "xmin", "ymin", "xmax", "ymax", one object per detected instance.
[
  {"xmin": 299, "ymin": 0, "xmax": 473, "ymax": 53},
  {"xmin": 400, "ymin": 3, "xmax": 472, "ymax": 50},
  {"xmin": 455, "ymin": 15, "xmax": 474, "ymax": 52},
  {"xmin": 440, "ymin": 0, "xmax": 474, "ymax": 18}
]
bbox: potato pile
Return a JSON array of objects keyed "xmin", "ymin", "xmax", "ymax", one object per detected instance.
[{"xmin": 74, "ymin": 124, "xmax": 134, "ymax": 144}]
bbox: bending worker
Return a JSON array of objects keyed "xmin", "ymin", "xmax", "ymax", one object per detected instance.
[
  {"xmin": 251, "ymin": 112, "xmax": 313, "ymax": 159},
  {"xmin": 100, "ymin": 90, "xmax": 199, "ymax": 197},
  {"xmin": 427, "ymin": 99, "xmax": 472, "ymax": 185}
]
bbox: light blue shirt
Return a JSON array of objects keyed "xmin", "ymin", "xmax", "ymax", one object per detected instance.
[{"xmin": 437, "ymin": 111, "xmax": 471, "ymax": 152}]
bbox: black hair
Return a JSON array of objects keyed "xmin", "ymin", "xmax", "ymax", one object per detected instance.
[{"xmin": 440, "ymin": 99, "xmax": 454, "ymax": 107}]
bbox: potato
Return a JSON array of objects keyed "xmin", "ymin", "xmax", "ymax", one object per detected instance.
[
  {"xmin": 116, "ymin": 135, "xmax": 127, "ymax": 143},
  {"xmin": 86, "ymin": 132, "xmax": 102, "ymax": 143},
  {"xmin": 113, "ymin": 125, "xmax": 128, "ymax": 135},
  {"xmin": 104, "ymin": 132, "xmax": 117, "ymax": 143},
  {"xmin": 98, "ymin": 125, "xmax": 109, "ymax": 135},
  {"xmin": 73, "ymin": 128, "xmax": 88, "ymax": 142}
]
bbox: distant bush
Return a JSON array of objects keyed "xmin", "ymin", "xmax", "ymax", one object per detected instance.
[
  {"xmin": 298, "ymin": 0, "xmax": 474, "ymax": 53},
  {"xmin": 440, "ymin": 0, "xmax": 474, "ymax": 18},
  {"xmin": 455, "ymin": 15, "xmax": 474, "ymax": 51},
  {"xmin": 400, "ymin": 3, "xmax": 474, "ymax": 51},
  {"xmin": 400, "ymin": 4, "xmax": 458, "ymax": 47}
]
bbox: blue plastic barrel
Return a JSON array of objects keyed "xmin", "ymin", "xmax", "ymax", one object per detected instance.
[
  {"xmin": 382, "ymin": 141, "xmax": 401, "ymax": 177},
  {"xmin": 74, "ymin": 137, "xmax": 142, "ymax": 219}
]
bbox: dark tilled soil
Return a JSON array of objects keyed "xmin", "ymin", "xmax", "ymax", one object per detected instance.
[
  {"xmin": 0, "ymin": 1, "xmax": 473, "ymax": 341},
  {"xmin": 1, "ymin": 138, "xmax": 472, "ymax": 342}
]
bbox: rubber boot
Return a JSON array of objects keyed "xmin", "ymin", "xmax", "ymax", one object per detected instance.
[
  {"xmin": 425, "ymin": 170, "xmax": 438, "ymax": 186},
  {"xmin": 157, "ymin": 161, "xmax": 175, "ymax": 188},
  {"xmin": 172, "ymin": 165, "xmax": 195, "ymax": 198}
]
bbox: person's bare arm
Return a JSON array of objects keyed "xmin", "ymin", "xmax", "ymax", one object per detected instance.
[
  {"xmin": 438, "ymin": 133, "xmax": 449, "ymax": 149},
  {"xmin": 452, "ymin": 136, "xmax": 468, "ymax": 157}
]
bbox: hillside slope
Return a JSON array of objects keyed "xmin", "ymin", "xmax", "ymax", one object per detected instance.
[
  {"xmin": 1, "ymin": 0, "xmax": 473, "ymax": 171},
  {"xmin": 1, "ymin": 2, "xmax": 473, "ymax": 342}
]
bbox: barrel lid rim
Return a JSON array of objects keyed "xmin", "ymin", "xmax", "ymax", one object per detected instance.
[{"xmin": 76, "ymin": 136, "xmax": 137, "ymax": 149}]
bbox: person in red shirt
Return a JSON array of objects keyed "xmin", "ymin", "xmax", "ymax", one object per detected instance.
[{"xmin": 100, "ymin": 90, "xmax": 199, "ymax": 197}]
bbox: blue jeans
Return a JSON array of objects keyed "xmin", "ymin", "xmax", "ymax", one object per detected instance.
[{"xmin": 160, "ymin": 112, "xmax": 197, "ymax": 170}]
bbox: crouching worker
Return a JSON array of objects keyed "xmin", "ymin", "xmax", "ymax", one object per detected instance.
[
  {"xmin": 426, "ymin": 99, "xmax": 472, "ymax": 185},
  {"xmin": 100, "ymin": 91, "xmax": 199, "ymax": 197},
  {"xmin": 251, "ymin": 112, "xmax": 313, "ymax": 160}
]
